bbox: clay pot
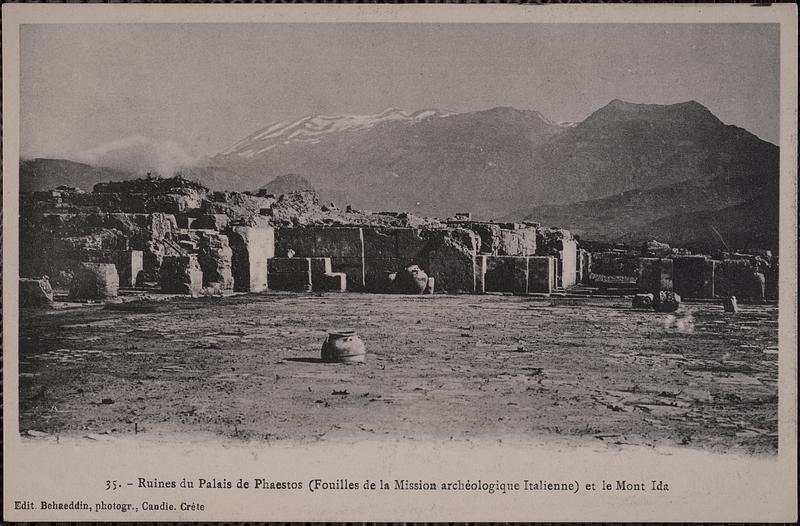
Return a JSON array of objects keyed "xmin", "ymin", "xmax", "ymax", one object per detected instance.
[
  {"xmin": 321, "ymin": 329, "xmax": 366, "ymax": 364},
  {"xmin": 653, "ymin": 290, "xmax": 681, "ymax": 312},
  {"xmin": 394, "ymin": 265, "xmax": 428, "ymax": 294}
]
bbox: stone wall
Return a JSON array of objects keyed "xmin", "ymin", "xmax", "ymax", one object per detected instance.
[
  {"xmin": 275, "ymin": 227, "xmax": 365, "ymax": 289},
  {"xmin": 483, "ymin": 256, "xmax": 529, "ymax": 294},
  {"xmin": 528, "ymin": 256, "xmax": 555, "ymax": 294},
  {"xmin": 267, "ymin": 257, "xmax": 312, "ymax": 291}
]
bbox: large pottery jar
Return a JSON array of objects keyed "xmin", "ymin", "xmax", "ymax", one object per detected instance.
[
  {"xmin": 321, "ymin": 329, "xmax": 366, "ymax": 364},
  {"xmin": 394, "ymin": 265, "xmax": 428, "ymax": 294}
]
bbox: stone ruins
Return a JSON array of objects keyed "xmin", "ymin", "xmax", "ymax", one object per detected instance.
[{"xmin": 19, "ymin": 176, "xmax": 777, "ymax": 306}]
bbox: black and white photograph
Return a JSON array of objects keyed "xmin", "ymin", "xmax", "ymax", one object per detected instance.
[{"xmin": 3, "ymin": 4, "xmax": 797, "ymax": 522}]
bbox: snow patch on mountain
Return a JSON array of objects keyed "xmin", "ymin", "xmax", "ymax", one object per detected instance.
[{"xmin": 221, "ymin": 108, "xmax": 454, "ymax": 158}]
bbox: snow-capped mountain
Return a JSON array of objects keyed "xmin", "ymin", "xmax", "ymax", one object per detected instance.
[{"xmin": 221, "ymin": 108, "xmax": 453, "ymax": 159}]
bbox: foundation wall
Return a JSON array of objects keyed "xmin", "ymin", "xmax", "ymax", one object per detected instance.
[{"xmin": 275, "ymin": 227, "xmax": 365, "ymax": 289}]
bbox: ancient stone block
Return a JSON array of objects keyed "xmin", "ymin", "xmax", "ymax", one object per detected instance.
[
  {"xmin": 673, "ymin": 256, "xmax": 715, "ymax": 298},
  {"xmin": 497, "ymin": 226, "xmax": 537, "ymax": 257},
  {"xmin": 268, "ymin": 257, "xmax": 312, "ymax": 291},
  {"xmin": 637, "ymin": 258, "xmax": 673, "ymax": 294},
  {"xmin": 275, "ymin": 227, "xmax": 365, "ymax": 289},
  {"xmin": 560, "ymin": 239, "xmax": 578, "ymax": 289},
  {"xmin": 427, "ymin": 230, "xmax": 480, "ymax": 293},
  {"xmin": 527, "ymin": 256, "xmax": 554, "ymax": 294},
  {"xmin": 70, "ymin": 262, "xmax": 119, "ymax": 300},
  {"xmin": 483, "ymin": 256, "xmax": 528, "ymax": 294},
  {"xmin": 317, "ymin": 272, "xmax": 347, "ymax": 292},
  {"xmin": 198, "ymin": 232, "xmax": 234, "ymax": 290},
  {"xmin": 589, "ymin": 252, "xmax": 640, "ymax": 278},
  {"xmin": 192, "ymin": 214, "xmax": 230, "ymax": 231},
  {"xmin": 159, "ymin": 255, "xmax": 203, "ymax": 296},
  {"xmin": 362, "ymin": 228, "xmax": 429, "ymax": 290},
  {"xmin": 228, "ymin": 226, "xmax": 274, "ymax": 293},
  {"xmin": 19, "ymin": 277, "xmax": 54, "ymax": 307}
]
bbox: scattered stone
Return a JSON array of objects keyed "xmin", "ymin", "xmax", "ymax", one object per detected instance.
[
  {"xmin": 23, "ymin": 430, "xmax": 50, "ymax": 437},
  {"xmin": 632, "ymin": 293, "xmax": 654, "ymax": 309},
  {"xmin": 653, "ymin": 290, "xmax": 681, "ymax": 312},
  {"xmin": 642, "ymin": 239, "xmax": 672, "ymax": 258}
]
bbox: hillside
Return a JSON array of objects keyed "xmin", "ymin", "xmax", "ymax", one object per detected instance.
[
  {"xmin": 259, "ymin": 174, "xmax": 316, "ymax": 196},
  {"xmin": 19, "ymin": 158, "xmax": 136, "ymax": 193},
  {"xmin": 208, "ymin": 100, "xmax": 777, "ymax": 219}
]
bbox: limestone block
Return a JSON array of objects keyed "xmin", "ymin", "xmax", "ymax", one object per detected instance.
[
  {"xmin": 483, "ymin": 256, "xmax": 528, "ymax": 294},
  {"xmin": 198, "ymin": 232, "xmax": 234, "ymax": 290},
  {"xmin": 159, "ymin": 255, "xmax": 203, "ymax": 296},
  {"xmin": 527, "ymin": 256, "xmax": 554, "ymax": 294},
  {"xmin": 275, "ymin": 227, "xmax": 364, "ymax": 289},
  {"xmin": 228, "ymin": 226, "xmax": 274, "ymax": 293},
  {"xmin": 70, "ymin": 262, "xmax": 119, "ymax": 299},
  {"xmin": 268, "ymin": 257, "xmax": 312, "ymax": 291}
]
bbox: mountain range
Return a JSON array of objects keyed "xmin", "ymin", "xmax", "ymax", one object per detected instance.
[{"xmin": 19, "ymin": 100, "xmax": 780, "ymax": 248}]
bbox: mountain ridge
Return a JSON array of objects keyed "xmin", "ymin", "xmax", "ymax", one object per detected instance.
[{"xmin": 19, "ymin": 99, "xmax": 779, "ymax": 247}]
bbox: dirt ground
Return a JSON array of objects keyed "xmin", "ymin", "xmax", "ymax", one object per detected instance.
[{"xmin": 18, "ymin": 293, "xmax": 779, "ymax": 454}]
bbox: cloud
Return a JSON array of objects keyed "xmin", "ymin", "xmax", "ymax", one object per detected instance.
[{"xmin": 75, "ymin": 135, "xmax": 198, "ymax": 176}]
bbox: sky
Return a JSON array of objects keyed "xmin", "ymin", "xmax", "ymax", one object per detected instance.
[{"xmin": 20, "ymin": 23, "xmax": 780, "ymax": 172}]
